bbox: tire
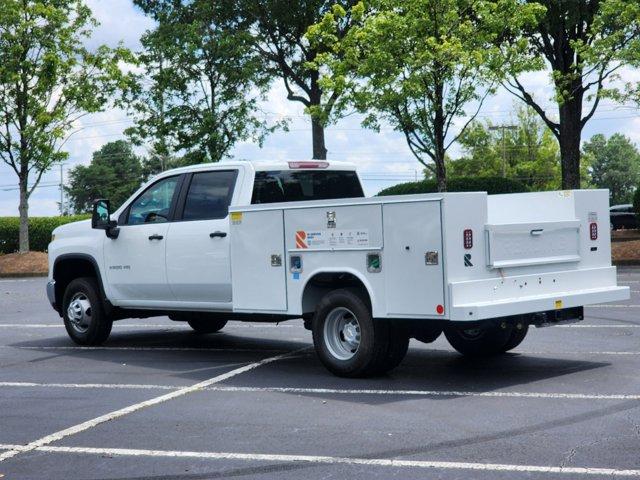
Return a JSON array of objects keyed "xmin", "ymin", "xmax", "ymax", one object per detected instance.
[
  {"xmin": 412, "ymin": 325, "xmax": 442, "ymax": 344},
  {"xmin": 381, "ymin": 326, "xmax": 410, "ymax": 373},
  {"xmin": 62, "ymin": 277, "xmax": 112, "ymax": 345},
  {"xmin": 444, "ymin": 324, "xmax": 512, "ymax": 357},
  {"xmin": 312, "ymin": 289, "xmax": 391, "ymax": 378},
  {"xmin": 187, "ymin": 318, "xmax": 227, "ymax": 334},
  {"xmin": 502, "ymin": 323, "xmax": 529, "ymax": 352}
]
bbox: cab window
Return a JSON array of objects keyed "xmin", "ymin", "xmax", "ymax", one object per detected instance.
[
  {"xmin": 181, "ymin": 170, "xmax": 238, "ymax": 221},
  {"xmin": 127, "ymin": 176, "xmax": 180, "ymax": 225}
]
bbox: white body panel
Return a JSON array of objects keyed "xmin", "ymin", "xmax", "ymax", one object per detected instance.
[{"xmin": 230, "ymin": 189, "xmax": 628, "ymax": 321}]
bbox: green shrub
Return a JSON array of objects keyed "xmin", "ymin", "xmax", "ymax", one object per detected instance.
[
  {"xmin": 377, "ymin": 176, "xmax": 529, "ymax": 196},
  {"xmin": 0, "ymin": 215, "xmax": 90, "ymax": 254}
]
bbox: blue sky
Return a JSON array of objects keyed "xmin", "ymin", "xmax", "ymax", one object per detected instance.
[{"xmin": 1, "ymin": 0, "xmax": 640, "ymax": 216}]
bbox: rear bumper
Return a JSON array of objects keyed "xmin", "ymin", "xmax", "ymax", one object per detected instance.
[{"xmin": 449, "ymin": 267, "xmax": 630, "ymax": 321}]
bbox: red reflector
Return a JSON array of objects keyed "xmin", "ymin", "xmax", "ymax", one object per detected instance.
[
  {"xmin": 436, "ymin": 304, "xmax": 444, "ymax": 315},
  {"xmin": 288, "ymin": 161, "xmax": 329, "ymax": 169},
  {"xmin": 463, "ymin": 229, "xmax": 473, "ymax": 249},
  {"xmin": 590, "ymin": 222, "xmax": 598, "ymax": 240}
]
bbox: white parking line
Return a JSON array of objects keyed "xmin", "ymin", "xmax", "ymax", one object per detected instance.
[
  {"xmin": 0, "ymin": 323, "xmax": 300, "ymax": 329},
  {"xmin": 1, "ymin": 381, "xmax": 639, "ymax": 401},
  {"xmin": 0, "ymin": 444, "xmax": 636, "ymax": 477},
  {"xmin": 555, "ymin": 324, "xmax": 640, "ymax": 328},
  {"xmin": 0, "ymin": 347, "xmax": 308, "ymax": 463},
  {"xmin": 4, "ymin": 346, "xmax": 286, "ymax": 353}
]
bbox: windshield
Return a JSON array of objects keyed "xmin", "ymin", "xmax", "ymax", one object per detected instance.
[{"xmin": 251, "ymin": 170, "xmax": 364, "ymax": 204}]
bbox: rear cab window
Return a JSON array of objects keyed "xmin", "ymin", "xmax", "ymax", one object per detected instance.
[{"xmin": 251, "ymin": 170, "xmax": 364, "ymax": 204}]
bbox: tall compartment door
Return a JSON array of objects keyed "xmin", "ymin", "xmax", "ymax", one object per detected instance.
[
  {"xmin": 383, "ymin": 201, "xmax": 445, "ymax": 317},
  {"xmin": 230, "ymin": 209, "xmax": 287, "ymax": 312}
]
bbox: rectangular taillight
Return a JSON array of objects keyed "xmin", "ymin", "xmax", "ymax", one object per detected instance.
[
  {"xmin": 288, "ymin": 161, "xmax": 329, "ymax": 169},
  {"xmin": 590, "ymin": 222, "xmax": 598, "ymax": 240},
  {"xmin": 463, "ymin": 229, "xmax": 473, "ymax": 249}
]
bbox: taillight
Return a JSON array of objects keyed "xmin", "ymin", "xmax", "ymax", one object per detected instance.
[
  {"xmin": 288, "ymin": 161, "xmax": 329, "ymax": 169},
  {"xmin": 463, "ymin": 229, "xmax": 473, "ymax": 249},
  {"xmin": 590, "ymin": 222, "xmax": 598, "ymax": 240}
]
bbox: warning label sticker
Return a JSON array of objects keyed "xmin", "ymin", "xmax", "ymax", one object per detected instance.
[{"xmin": 295, "ymin": 229, "xmax": 370, "ymax": 249}]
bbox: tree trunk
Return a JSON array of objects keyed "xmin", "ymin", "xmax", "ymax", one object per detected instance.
[
  {"xmin": 18, "ymin": 178, "xmax": 29, "ymax": 253},
  {"xmin": 311, "ymin": 117, "xmax": 327, "ymax": 160},
  {"xmin": 558, "ymin": 98, "xmax": 583, "ymax": 190},
  {"xmin": 434, "ymin": 83, "xmax": 447, "ymax": 192}
]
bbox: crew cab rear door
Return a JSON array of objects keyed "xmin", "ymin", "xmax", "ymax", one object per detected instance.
[{"xmin": 165, "ymin": 169, "xmax": 240, "ymax": 306}]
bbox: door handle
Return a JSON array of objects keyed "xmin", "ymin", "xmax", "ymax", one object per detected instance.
[
  {"xmin": 210, "ymin": 231, "xmax": 227, "ymax": 238},
  {"xmin": 148, "ymin": 234, "xmax": 164, "ymax": 241}
]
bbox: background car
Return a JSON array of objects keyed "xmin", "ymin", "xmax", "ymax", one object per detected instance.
[{"xmin": 610, "ymin": 204, "xmax": 639, "ymax": 230}]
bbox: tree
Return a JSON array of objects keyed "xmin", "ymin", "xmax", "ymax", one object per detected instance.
[
  {"xmin": 583, "ymin": 133, "xmax": 640, "ymax": 205},
  {"xmin": 0, "ymin": 0, "xmax": 131, "ymax": 252},
  {"xmin": 243, "ymin": 0, "xmax": 358, "ymax": 160},
  {"xmin": 450, "ymin": 106, "xmax": 562, "ymax": 191},
  {"xmin": 130, "ymin": 0, "xmax": 275, "ymax": 164},
  {"xmin": 503, "ymin": 0, "xmax": 640, "ymax": 190},
  {"xmin": 65, "ymin": 141, "xmax": 144, "ymax": 214},
  {"xmin": 308, "ymin": 0, "xmax": 542, "ymax": 191}
]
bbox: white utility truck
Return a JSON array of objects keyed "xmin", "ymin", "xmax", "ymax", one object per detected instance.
[{"xmin": 47, "ymin": 160, "xmax": 629, "ymax": 377}]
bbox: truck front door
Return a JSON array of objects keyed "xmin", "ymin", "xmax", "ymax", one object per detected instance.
[
  {"xmin": 104, "ymin": 175, "xmax": 181, "ymax": 304},
  {"xmin": 166, "ymin": 169, "xmax": 239, "ymax": 306}
]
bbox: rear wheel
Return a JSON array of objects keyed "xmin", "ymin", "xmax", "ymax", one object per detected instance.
[
  {"xmin": 444, "ymin": 324, "xmax": 512, "ymax": 357},
  {"xmin": 502, "ymin": 323, "xmax": 529, "ymax": 352},
  {"xmin": 312, "ymin": 289, "xmax": 405, "ymax": 377},
  {"xmin": 63, "ymin": 277, "xmax": 112, "ymax": 345},
  {"xmin": 187, "ymin": 318, "xmax": 227, "ymax": 334}
]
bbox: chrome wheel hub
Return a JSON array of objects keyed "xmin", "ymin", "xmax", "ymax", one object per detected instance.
[
  {"xmin": 67, "ymin": 293, "xmax": 92, "ymax": 333},
  {"xmin": 323, "ymin": 307, "xmax": 361, "ymax": 361}
]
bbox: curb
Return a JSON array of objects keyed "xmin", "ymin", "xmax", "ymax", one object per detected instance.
[
  {"xmin": 613, "ymin": 260, "xmax": 640, "ymax": 267},
  {"xmin": 0, "ymin": 272, "xmax": 47, "ymax": 279}
]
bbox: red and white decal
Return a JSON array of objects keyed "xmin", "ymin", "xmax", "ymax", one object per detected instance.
[{"xmin": 295, "ymin": 230, "xmax": 308, "ymax": 249}]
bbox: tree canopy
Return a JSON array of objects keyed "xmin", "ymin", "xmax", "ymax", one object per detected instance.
[
  {"xmin": 503, "ymin": 0, "xmax": 640, "ymax": 189},
  {"xmin": 129, "ymin": 0, "xmax": 276, "ymax": 164},
  {"xmin": 65, "ymin": 141, "xmax": 144, "ymax": 214},
  {"xmin": 450, "ymin": 107, "xmax": 562, "ymax": 191},
  {"xmin": 307, "ymin": 0, "xmax": 542, "ymax": 191},
  {"xmin": 583, "ymin": 133, "xmax": 640, "ymax": 205},
  {"xmin": 0, "ymin": 0, "xmax": 132, "ymax": 251}
]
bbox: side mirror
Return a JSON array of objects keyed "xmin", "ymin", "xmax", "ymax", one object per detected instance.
[{"xmin": 92, "ymin": 199, "xmax": 119, "ymax": 239}]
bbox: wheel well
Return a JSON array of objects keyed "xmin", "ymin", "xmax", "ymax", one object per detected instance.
[
  {"xmin": 301, "ymin": 272, "xmax": 371, "ymax": 315},
  {"xmin": 53, "ymin": 257, "xmax": 101, "ymax": 313}
]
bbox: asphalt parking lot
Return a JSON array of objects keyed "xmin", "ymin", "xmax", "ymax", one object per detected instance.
[{"xmin": 0, "ymin": 273, "xmax": 639, "ymax": 479}]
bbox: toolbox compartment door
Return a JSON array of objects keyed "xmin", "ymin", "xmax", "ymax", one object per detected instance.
[
  {"xmin": 383, "ymin": 200, "xmax": 445, "ymax": 317},
  {"xmin": 230, "ymin": 209, "xmax": 287, "ymax": 312},
  {"xmin": 486, "ymin": 220, "xmax": 581, "ymax": 269}
]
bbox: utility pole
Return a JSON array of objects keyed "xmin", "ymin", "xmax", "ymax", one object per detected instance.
[
  {"xmin": 489, "ymin": 125, "xmax": 518, "ymax": 178},
  {"xmin": 59, "ymin": 163, "xmax": 64, "ymax": 215}
]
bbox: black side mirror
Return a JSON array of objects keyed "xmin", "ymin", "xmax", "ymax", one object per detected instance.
[{"xmin": 92, "ymin": 199, "xmax": 119, "ymax": 239}]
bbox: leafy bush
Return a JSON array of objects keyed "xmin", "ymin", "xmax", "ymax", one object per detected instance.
[
  {"xmin": 0, "ymin": 215, "xmax": 90, "ymax": 254},
  {"xmin": 377, "ymin": 176, "xmax": 529, "ymax": 196}
]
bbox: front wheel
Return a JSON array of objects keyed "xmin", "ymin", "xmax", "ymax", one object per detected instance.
[
  {"xmin": 312, "ymin": 289, "xmax": 404, "ymax": 377},
  {"xmin": 444, "ymin": 324, "xmax": 512, "ymax": 357},
  {"xmin": 63, "ymin": 277, "xmax": 112, "ymax": 345}
]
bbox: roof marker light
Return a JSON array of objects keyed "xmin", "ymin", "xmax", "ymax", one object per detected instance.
[{"xmin": 288, "ymin": 161, "xmax": 329, "ymax": 169}]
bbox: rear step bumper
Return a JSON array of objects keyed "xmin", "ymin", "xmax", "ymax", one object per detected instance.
[{"xmin": 448, "ymin": 267, "xmax": 629, "ymax": 321}]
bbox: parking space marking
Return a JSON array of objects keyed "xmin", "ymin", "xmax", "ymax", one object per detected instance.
[
  {"xmin": 0, "ymin": 347, "xmax": 308, "ymax": 463},
  {"xmin": 0, "ymin": 444, "xmax": 637, "ymax": 477},
  {"xmin": 1, "ymin": 382, "xmax": 639, "ymax": 401},
  {"xmin": 0, "ymin": 323, "xmax": 300, "ymax": 329},
  {"xmin": 3, "ymin": 346, "xmax": 286, "ymax": 353}
]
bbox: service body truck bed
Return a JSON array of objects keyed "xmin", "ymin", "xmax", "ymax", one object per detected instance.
[{"xmin": 230, "ymin": 189, "xmax": 627, "ymax": 323}]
